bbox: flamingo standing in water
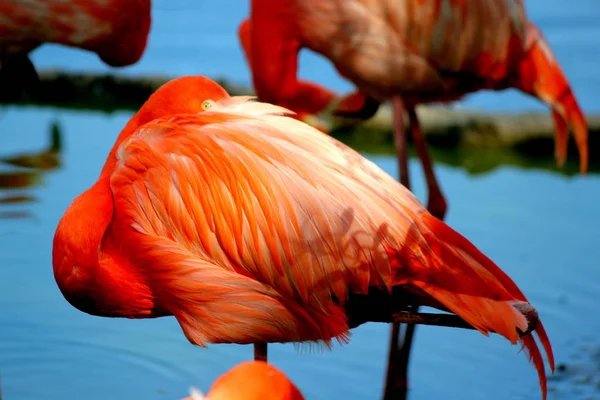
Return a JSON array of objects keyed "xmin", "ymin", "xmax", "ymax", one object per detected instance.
[
  {"xmin": 237, "ymin": 1, "xmax": 588, "ymax": 396},
  {"xmin": 53, "ymin": 76, "xmax": 554, "ymax": 400},
  {"xmin": 182, "ymin": 361, "xmax": 305, "ymax": 400},
  {"xmin": 0, "ymin": 0, "xmax": 151, "ymax": 96}
]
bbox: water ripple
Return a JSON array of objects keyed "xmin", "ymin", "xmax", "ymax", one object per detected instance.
[{"xmin": 0, "ymin": 321, "xmax": 197, "ymax": 400}]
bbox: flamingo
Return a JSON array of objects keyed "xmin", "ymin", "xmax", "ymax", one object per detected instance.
[
  {"xmin": 237, "ymin": 1, "xmax": 588, "ymax": 396},
  {"xmin": 53, "ymin": 76, "xmax": 554, "ymax": 400},
  {"xmin": 0, "ymin": 0, "xmax": 151, "ymax": 97},
  {"xmin": 181, "ymin": 361, "xmax": 305, "ymax": 400}
]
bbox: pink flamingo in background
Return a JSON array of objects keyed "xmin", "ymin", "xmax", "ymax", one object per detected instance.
[
  {"xmin": 238, "ymin": 1, "xmax": 587, "ymax": 397},
  {"xmin": 0, "ymin": 0, "xmax": 150, "ymax": 95}
]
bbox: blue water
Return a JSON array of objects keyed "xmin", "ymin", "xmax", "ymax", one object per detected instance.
[{"xmin": 1, "ymin": 1, "xmax": 600, "ymax": 400}]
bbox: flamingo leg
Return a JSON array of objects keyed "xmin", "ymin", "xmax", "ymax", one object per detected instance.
[
  {"xmin": 383, "ymin": 96, "xmax": 411, "ymax": 400},
  {"xmin": 407, "ymin": 106, "xmax": 447, "ymax": 221},
  {"xmin": 254, "ymin": 342, "xmax": 268, "ymax": 362},
  {"xmin": 392, "ymin": 97, "xmax": 410, "ymax": 189},
  {"xmin": 384, "ymin": 106, "xmax": 447, "ymax": 400},
  {"xmin": 393, "ymin": 304, "xmax": 418, "ymax": 400}
]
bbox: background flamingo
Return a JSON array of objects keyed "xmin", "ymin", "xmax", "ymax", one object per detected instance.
[
  {"xmin": 53, "ymin": 76, "xmax": 554, "ymax": 400},
  {"xmin": 181, "ymin": 361, "xmax": 305, "ymax": 400},
  {"xmin": 237, "ymin": 1, "xmax": 588, "ymax": 397},
  {"xmin": 0, "ymin": 0, "xmax": 151, "ymax": 98}
]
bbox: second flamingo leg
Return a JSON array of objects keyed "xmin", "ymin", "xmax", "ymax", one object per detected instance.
[
  {"xmin": 388, "ymin": 106, "xmax": 448, "ymax": 399},
  {"xmin": 392, "ymin": 97, "xmax": 410, "ymax": 189},
  {"xmin": 383, "ymin": 96, "xmax": 411, "ymax": 400},
  {"xmin": 407, "ymin": 106, "xmax": 447, "ymax": 220}
]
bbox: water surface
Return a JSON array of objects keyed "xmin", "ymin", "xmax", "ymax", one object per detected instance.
[{"xmin": 1, "ymin": 1, "xmax": 600, "ymax": 399}]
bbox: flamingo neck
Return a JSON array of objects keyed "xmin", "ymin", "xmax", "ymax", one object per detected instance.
[{"xmin": 52, "ymin": 176, "xmax": 157, "ymax": 318}]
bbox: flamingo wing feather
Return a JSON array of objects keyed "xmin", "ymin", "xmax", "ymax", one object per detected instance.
[
  {"xmin": 106, "ymin": 100, "xmax": 553, "ymax": 394},
  {"xmin": 108, "ymin": 102, "xmax": 425, "ymax": 345}
]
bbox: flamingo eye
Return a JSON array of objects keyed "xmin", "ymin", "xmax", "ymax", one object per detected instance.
[{"xmin": 201, "ymin": 100, "xmax": 215, "ymax": 111}]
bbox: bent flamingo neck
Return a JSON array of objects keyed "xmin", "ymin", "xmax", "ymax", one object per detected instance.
[{"xmin": 52, "ymin": 175, "xmax": 156, "ymax": 318}]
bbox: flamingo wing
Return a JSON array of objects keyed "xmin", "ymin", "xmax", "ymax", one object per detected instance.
[
  {"xmin": 106, "ymin": 98, "xmax": 553, "ymax": 396},
  {"xmin": 107, "ymin": 99, "xmax": 428, "ymax": 346}
]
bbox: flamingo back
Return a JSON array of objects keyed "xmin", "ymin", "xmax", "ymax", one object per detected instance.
[{"xmin": 294, "ymin": 0, "xmax": 528, "ymax": 98}]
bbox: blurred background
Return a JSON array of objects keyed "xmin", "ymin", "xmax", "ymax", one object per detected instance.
[{"xmin": 0, "ymin": 0, "xmax": 599, "ymax": 399}]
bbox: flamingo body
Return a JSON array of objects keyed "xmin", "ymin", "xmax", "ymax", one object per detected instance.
[{"xmin": 53, "ymin": 76, "xmax": 554, "ymax": 399}]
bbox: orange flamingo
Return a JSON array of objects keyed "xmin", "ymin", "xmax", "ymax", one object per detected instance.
[
  {"xmin": 237, "ymin": 1, "xmax": 587, "ymax": 395},
  {"xmin": 53, "ymin": 76, "xmax": 554, "ymax": 399},
  {"xmin": 181, "ymin": 361, "xmax": 304, "ymax": 400},
  {"xmin": 0, "ymin": 0, "xmax": 151, "ymax": 94}
]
